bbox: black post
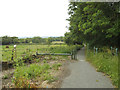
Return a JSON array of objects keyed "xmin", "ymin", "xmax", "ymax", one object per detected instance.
[
  {"xmin": 36, "ymin": 51, "xmax": 38, "ymax": 55},
  {"xmin": 11, "ymin": 49, "xmax": 14, "ymax": 60}
]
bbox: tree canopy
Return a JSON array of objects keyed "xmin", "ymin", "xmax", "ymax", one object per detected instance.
[
  {"xmin": 65, "ymin": 2, "xmax": 120, "ymax": 48},
  {"xmin": 1, "ymin": 36, "xmax": 64, "ymax": 45}
]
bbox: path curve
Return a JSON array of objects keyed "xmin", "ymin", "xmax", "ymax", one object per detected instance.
[{"xmin": 61, "ymin": 47, "xmax": 114, "ymax": 88}]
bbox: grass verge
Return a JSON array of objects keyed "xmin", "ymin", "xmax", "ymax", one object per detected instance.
[
  {"xmin": 86, "ymin": 49, "xmax": 118, "ymax": 88},
  {"xmin": 12, "ymin": 62, "xmax": 61, "ymax": 88}
]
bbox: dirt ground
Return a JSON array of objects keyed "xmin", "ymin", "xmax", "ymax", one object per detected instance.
[{"xmin": 2, "ymin": 56, "xmax": 77, "ymax": 88}]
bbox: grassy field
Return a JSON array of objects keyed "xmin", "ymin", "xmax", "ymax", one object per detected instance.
[
  {"xmin": 86, "ymin": 48, "xmax": 118, "ymax": 88},
  {"xmin": 1, "ymin": 44, "xmax": 82, "ymax": 61},
  {"xmin": 13, "ymin": 62, "xmax": 62, "ymax": 88},
  {"xmin": 2, "ymin": 44, "xmax": 82, "ymax": 88}
]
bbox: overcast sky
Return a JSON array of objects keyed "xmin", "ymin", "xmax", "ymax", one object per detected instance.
[{"xmin": 0, "ymin": 0, "xmax": 69, "ymax": 37}]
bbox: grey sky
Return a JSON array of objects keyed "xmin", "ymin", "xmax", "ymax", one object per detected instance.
[{"xmin": 0, "ymin": 0, "xmax": 69, "ymax": 37}]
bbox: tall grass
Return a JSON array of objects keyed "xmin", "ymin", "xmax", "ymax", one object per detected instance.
[{"xmin": 86, "ymin": 49, "xmax": 118, "ymax": 88}]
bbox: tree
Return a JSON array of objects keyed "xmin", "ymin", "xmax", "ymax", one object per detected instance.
[
  {"xmin": 65, "ymin": 2, "xmax": 120, "ymax": 48},
  {"xmin": 11, "ymin": 37, "xmax": 19, "ymax": 44},
  {"xmin": 32, "ymin": 37, "xmax": 42, "ymax": 43},
  {"xmin": 2, "ymin": 36, "xmax": 12, "ymax": 45}
]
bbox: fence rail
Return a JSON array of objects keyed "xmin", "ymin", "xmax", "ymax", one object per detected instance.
[
  {"xmin": 88, "ymin": 46, "xmax": 119, "ymax": 56},
  {"xmin": 36, "ymin": 51, "xmax": 76, "ymax": 60},
  {"xmin": 2, "ymin": 46, "xmax": 78, "ymax": 61},
  {"xmin": 36, "ymin": 53, "xmax": 72, "ymax": 56}
]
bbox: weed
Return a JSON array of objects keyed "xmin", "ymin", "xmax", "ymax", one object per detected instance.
[
  {"xmin": 13, "ymin": 63, "xmax": 54, "ymax": 87},
  {"xmin": 43, "ymin": 60, "xmax": 47, "ymax": 63},
  {"xmin": 52, "ymin": 63, "xmax": 62, "ymax": 70},
  {"xmin": 2, "ymin": 75, "xmax": 8, "ymax": 79},
  {"xmin": 13, "ymin": 57, "xmax": 25, "ymax": 68},
  {"xmin": 35, "ymin": 59, "xmax": 40, "ymax": 63}
]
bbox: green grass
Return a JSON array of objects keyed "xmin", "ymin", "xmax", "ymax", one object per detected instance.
[
  {"xmin": 13, "ymin": 63, "xmax": 60, "ymax": 88},
  {"xmin": 2, "ymin": 44, "xmax": 83, "ymax": 88},
  {"xmin": 2, "ymin": 44, "xmax": 82, "ymax": 61},
  {"xmin": 86, "ymin": 49, "xmax": 118, "ymax": 88},
  {"xmin": 52, "ymin": 63, "xmax": 62, "ymax": 70}
]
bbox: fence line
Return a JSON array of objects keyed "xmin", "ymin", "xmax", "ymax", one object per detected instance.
[{"xmin": 92, "ymin": 46, "xmax": 118, "ymax": 56}]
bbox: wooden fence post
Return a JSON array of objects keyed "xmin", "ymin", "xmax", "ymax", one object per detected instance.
[
  {"xmin": 14, "ymin": 47, "xmax": 16, "ymax": 58},
  {"xmin": 14, "ymin": 45, "xmax": 17, "ymax": 59},
  {"xmin": 11, "ymin": 49, "xmax": 14, "ymax": 60}
]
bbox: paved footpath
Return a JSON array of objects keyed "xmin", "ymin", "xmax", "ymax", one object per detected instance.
[{"xmin": 61, "ymin": 47, "xmax": 114, "ymax": 88}]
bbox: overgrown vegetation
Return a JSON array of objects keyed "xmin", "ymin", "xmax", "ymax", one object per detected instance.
[
  {"xmin": 2, "ymin": 44, "xmax": 80, "ymax": 88},
  {"xmin": 52, "ymin": 63, "xmax": 62, "ymax": 70},
  {"xmin": 2, "ymin": 45, "xmax": 82, "ymax": 61},
  {"xmin": 12, "ymin": 61, "xmax": 61, "ymax": 88},
  {"xmin": 86, "ymin": 48, "xmax": 118, "ymax": 87}
]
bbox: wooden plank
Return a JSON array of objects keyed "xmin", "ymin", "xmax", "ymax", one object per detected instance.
[{"xmin": 37, "ymin": 53, "xmax": 72, "ymax": 55}]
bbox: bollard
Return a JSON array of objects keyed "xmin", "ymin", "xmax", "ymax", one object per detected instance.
[
  {"xmin": 96, "ymin": 48, "xmax": 98, "ymax": 54},
  {"xmin": 116, "ymin": 48, "xmax": 118, "ymax": 56},
  {"xmin": 94, "ymin": 46, "xmax": 95, "ymax": 55},
  {"xmin": 72, "ymin": 50, "xmax": 75, "ymax": 60},
  {"xmin": 73, "ymin": 50, "xmax": 75, "ymax": 59},
  {"xmin": 71, "ymin": 52, "xmax": 73, "ymax": 60},
  {"xmin": 36, "ymin": 51, "xmax": 38, "ymax": 55},
  {"xmin": 111, "ymin": 46, "xmax": 112, "ymax": 54}
]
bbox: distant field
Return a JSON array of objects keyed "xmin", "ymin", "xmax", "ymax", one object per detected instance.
[
  {"xmin": 51, "ymin": 41, "xmax": 65, "ymax": 44},
  {"xmin": 1, "ymin": 44, "xmax": 82, "ymax": 61}
]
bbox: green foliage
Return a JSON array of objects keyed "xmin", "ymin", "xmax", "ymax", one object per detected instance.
[
  {"xmin": 35, "ymin": 59, "xmax": 40, "ymax": 63},
  {"xmin": 1, "ymin": 36, "xmax": 65, "ymax": 45},
  {"xmin": 2, "ymin": 45, "xmax": 82, "ymax": 61},
  {"xmin": 2, "ymin": 36, "xmax": 18, "ymax": 45},
  {"xmin": 2, "ymin": 75, "xmax": 9, "ymax": 79},
  {"xmin": 48, "ymin": 45, "xmax": 82, "ymax": 53},
  {"xmin": 66, "ymin": 2, "xmax": 120, "ymax": 48},
  {"xmin": 43, "ymin": 60, "xmax": 47, "ymax": 63},
  {"xmin": 86, "ymin": 49, "xmax": 118, "ymax": 87},
  {"xmin": 32, "ymin": 37, "xmax": 42, "ymax": 43},
  {"xmin": 52, "ymin": 63, "xmax": 62, "ymax": 70},
  {"xmin": 13, "ymin": 57, "xmax": 25, "ymax": 68},
  {"xmin": 13, "ymin": 63, "xmax": 53, "ymax": 87},
  {"xmin": 22, "ymin": 53, "xmax": 32, "ymax": 61}
]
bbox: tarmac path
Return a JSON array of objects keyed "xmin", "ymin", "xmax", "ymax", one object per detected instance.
[{"xmin": 61, "ymin": 47, "xmax": 114, "ymax": 88}]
